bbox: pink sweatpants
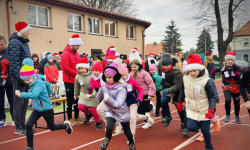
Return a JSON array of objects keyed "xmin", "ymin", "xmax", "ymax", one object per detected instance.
[
  {"xmin": 129, "ymin": 104, "xmax": 138, "ymax": 136},
  {"xmin": 78, "ymin": 104, "xmax": 100, "ymax": 123}
]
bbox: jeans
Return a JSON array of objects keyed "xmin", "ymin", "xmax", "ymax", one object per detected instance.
[
  {"xmin": 209, "ymin": 75, "xmax": 219, "ymax": 103},
  {"xmin": 0, "ymin": 86, "xmax": 14, "ymax": 121}
]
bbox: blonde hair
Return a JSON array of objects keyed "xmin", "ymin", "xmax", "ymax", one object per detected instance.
[
  {"xmin": 221, "ymin": 59, "xmax": 235, "ymax": 72},
  {"xmin": 179, "ymin": 51, "xmax": 184, "ymax": 55}
]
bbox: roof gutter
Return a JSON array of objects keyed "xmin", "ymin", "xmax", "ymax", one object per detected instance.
[{"xmin": 142, "ymin": 23, "xmax": 151, "ymax": 59}]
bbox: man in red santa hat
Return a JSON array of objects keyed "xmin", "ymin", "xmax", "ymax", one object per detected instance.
[
  {"xmin": 145, "ymin": 53, "xmax": 158, "ymax": 72},
  {"xmin": 126, "ymin": 48, "xmax": 145, "ymax": 69}
]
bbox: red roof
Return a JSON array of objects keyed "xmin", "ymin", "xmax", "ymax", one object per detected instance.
[
  {"xmin": 234, "ymin": 20, "xmax": 250, "ymax": 36},
  {"xmin": 145, "ymin": 43, "xmax": 164, "ymax": 56}
]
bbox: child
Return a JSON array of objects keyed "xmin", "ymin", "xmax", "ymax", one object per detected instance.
[
  {"xmin": 31, "ymin": 53, "xmax": 42, "ymax": 74},
  {"xmin": 74, "ymin": 57, "xmax": 101, "ymax": 129},
  {"xmin": 210, "ymin": 51, "xmax": 242, "ymax": 123},
  {"xmin": 107, "ymin": 54, "xmax": 115, "ymax": 66},
  {"xmin": 177, "ymin": 54, "xmax": 216, "ymax": 150},
  {"xmin": 130, "ymin": 59, "xmax": 156, "ymax": 129},
  {"xmin": 105, "ymin": 46, "xmax": 116, "ymax": 65},
  {"xmin": 119, "ymin": 64, "xmax": 154, "ymax": 143},
  {"xmin": 15, "ymin": 58, "xmax": 72, "ymax": 150},
  {"xmin": 96, "ymin": 62, "xmax": 136, "ymax": 150},
  {"xmin": 44, "ymin": 54, "xmax": 59, "ymax": 84}
]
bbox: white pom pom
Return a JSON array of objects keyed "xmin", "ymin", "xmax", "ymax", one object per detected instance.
[{"xmin": 17, "ymin": 32, "xmax": 22, "ymax": 37}]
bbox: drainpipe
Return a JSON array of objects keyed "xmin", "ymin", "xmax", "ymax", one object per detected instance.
[
  {"xmin": 142, "ymin": 23, "xmax": 151, "ymax": 59},
  {"xmin": 6, "ymin": 0, "xmax": 11, "ymax": 37}
]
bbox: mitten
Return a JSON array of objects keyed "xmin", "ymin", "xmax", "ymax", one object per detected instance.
[
  {"xmin": 205, "ymin": 109, "xmax": 215, "ymax": 119},
  {"xmin": 87, "ymin": 87, "xmax": 93, "ymax": 94},
  {"xmin": 176, "ymin": 101, "xmax": 183, "ymax": 112},
  {"xmin": 137, "ymin": 99, "xmax": 142, "ymax": 105}
]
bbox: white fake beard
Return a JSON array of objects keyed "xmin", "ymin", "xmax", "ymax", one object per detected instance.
[{"xmin": 129, "ymin": 52, "xmax": 141, "ymax": 63}]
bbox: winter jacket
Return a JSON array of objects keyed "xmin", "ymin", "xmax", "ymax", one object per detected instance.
[
  {"xmin": 211, "ymin": 64, "xmax": 241, "ymax": 93},
  {"xmin": 158, "ymin": 56, "xmax": 183, "ymax": 94},
  {"xmin": 7, "ymin": 33, "xmax": 31, "ymax": 79},
  {"xmin": 239, "ymin": 66, "xmax": 250, "ymax": 102},
  {"xmin": 88, "ymin": 73, "xmax": 105, "ymax": 93},
  {"xmin": 21, "ymin": 74, "xmax": 53, "ymax": 112},
  {"xmin": 96, "ymin": 83, "xmax": 130, "ymax": 123},
  {"xmin": 123, "ymin": 74, "xmax": 143, "ymax": 106},
  {"xmin": 44, "ymin": 63, "xmax": 59, "ymax": 84},
  {"xmin": 178, "ymin": 69, "xmax": 216, "ymax": 121},
  {"xmin": 204, "ymin": 56, "xmax": 214, "ymax": 75},
  {"xmin": 130, "ymin": 69, "xmax": 156, "ymax": 97},
  {"xmin": 61, "ymin": 45, "xmax": 81, "ymax": 84},
  {"xmin": 151, "ymin": 71, "xmax": 162, "ymax": 91},
  {"xmin": 40, "ymin": 57, "xmax": 47, "ymax": 75},
  {"xmin": 0, "ymin": 49, "xmax": 12, "ymax": 86},
  {"xmin": 74, "ymin": 72, "xmax": 98, "ymax": 107},
  {"xmin": 105, "ymin": 50, "xmax": 116, "ymax": 64}
]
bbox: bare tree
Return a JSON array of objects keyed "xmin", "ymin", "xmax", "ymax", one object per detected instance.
[
  {"xmin": 190, "ymin": 0, "xmax": 250, "ymax": 65},
  {"xmin": 69, "ymin": 0, "xmax": 138, "ymax": 17}
]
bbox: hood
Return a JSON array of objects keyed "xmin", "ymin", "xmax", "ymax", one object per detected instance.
[
  {"xmin": 36, "ymin": 74, "xmax": 45, "ymax": 81},
  {"xmin": 206, "ymin": 56, "xmax": 214, "ymax": 63},
  {"xmin": 9, "ymin": 32, "xmax": 29, "ymax": 43},
  {"xmin": 63, "ymin": 44, "xmax": 76, "ymax": 54},
  {"xmin": 171, "ymin": 56, "xmax": 182, "ymax": 71}
]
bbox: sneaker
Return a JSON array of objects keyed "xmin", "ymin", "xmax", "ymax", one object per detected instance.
[
  {"xmin": 75, "ymin": 117, "xmax": 84, "ymax": 124},
  {"xmin": 84, "ymin": 113, "xmax": 92, "ymax": 124},
  {"xmin": 180, "ymin": 123, "xmax": 185, "ymax": 131},
  {"xmin": 182, "ymin": 128, "xmax": 189, "ymax": 137},
  {"xmin": 115, "ymin": 123, "xmax": 122, "ymax": 133},
  {"xmin": 100, "ymin": 138, "xmax": 109, "ymax": 150},
  {"xmin": 3, "ymin": 122, "xmax": 7, "ymax": 127},
  {"xmin": 146, "ymin": 113, "xmax": 154, "ymax": 125},
  {"xmin": 64, "ymin": 121, "xmax": 73, "ymax": 134},
  {"xmin": 68, "ymin": 118, "xmax": 76, "ymax": 126},
  {"xmin": 150, "ymin": 101, "xmax": 156, "ymax": 113},
  {"xmin": 224, "ymin": 115, "xmax": 230, "ymax": 122},
  {"xmin": 234, "ymin": 116, "xmax": 242, "ymax": 124},
  {"xmin": 129, "ymin": 143, "xmax": 137, "ymax": 150},
  {"xmin": 196, "ymin": 135, "xmax": 204, "ymax": 141},
  {"xmin": 95, "ymin": 122, "xmax": 102, "ymax": 130},
  {"xmin": 162, "ymin": 117, "xmax": 166, "ymax": 123},
  {"xmin": 11, "ymin": 121, "xmax": 15, "ymax": 126},
  {"xmin": 214, "ymin": 119, "xmax": 220, "ymax": 132},
  {"xmin": 14, "ymin": 129, "xmax": 26, "ymax": 135},
  {"xmin": 142, "ymin": 122, "xmax": 152, "ymax": 129},
  {"xmin": 25, "ymin": 147, "xmax": 34, "ymax": 150},
  {"xmin": 164, "ymin": 117, "xmax": 173, "ymax": 127}
]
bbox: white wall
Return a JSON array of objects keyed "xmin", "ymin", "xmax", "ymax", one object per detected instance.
[{"xmin": 231, "ymin": 36, "xmax": 250, "ymax": 51}]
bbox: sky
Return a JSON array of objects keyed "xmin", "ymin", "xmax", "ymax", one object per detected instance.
[{"xmin": 134, "ymin": 0, "xmax": 218, "ymax": 52}]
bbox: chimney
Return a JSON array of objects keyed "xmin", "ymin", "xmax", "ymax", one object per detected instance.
[{"xmin": 154, "ymin": 42, "xmax": 157, "ymax": 45}]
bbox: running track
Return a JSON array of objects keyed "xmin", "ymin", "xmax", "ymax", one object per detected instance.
[{"xmin": 0, "ymin": 80, "xmax": 249, "ymax": 150}]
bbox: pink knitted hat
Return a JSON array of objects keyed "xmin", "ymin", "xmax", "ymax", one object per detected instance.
[
  {"xmin": 149, "ymin": 64, "xmax": 157, "ymax": 71},
  {"xmin": 118, "ymin": 64, "xmax": 128, "ymax": 75}
]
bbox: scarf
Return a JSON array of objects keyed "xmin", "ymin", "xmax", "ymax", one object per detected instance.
[
  {"xmin": 162, "ymin": 64, "xmax": 173, "ymax": 73},
  {"xmin": 93, "ymin": 73, "xmax": 102, "ymax": 81},
  {"xmin": 105, "ymin": 82, "xmax": 119, "ymax": 89}
]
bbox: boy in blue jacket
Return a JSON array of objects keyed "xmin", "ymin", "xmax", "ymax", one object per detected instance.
[{"xmin": 15, "ymin": 58, "xmax": 73, "ymax": 150}]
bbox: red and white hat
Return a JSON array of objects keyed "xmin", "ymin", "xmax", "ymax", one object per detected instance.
[
  {"xmin": 76, "ymin": 57, "xmax": 89, "ymax": 69},
  {"xmin": 131, "ymin": 47, "xmax": 138, "ymax": 52},
  {"xmin": 224, "ymin": 51, "xmax": 236, "ymax": 61},
  {"xmin": 174, "ymin": 53, "xmax": 179, "ymax": 56},
  {"xmin": 54, "ymin": 53, "xmax": 60, "ymax": 58},
  {"xmin": 205, "ymin": 51, "xmax": 211, "ymax": 56},
  {"xmin": 115, "ymin": 52, "xmax": 120, "ymax": 57},
  {"xmin": 15, "ymin": 22, "xmax": 31, "ymax": 37},
  {"xmin": 149, "ymin": 53, "xmax": 155, "ymax": 57},
  {"xmin": 186, "ymin": 54, "xmax": 204, "ymax": 71},
  {"xmin": 107, "ymin": 46, "xmax": 116, "ymax": 51},
  {"xmin": 69, "ymin": 34, "xmax": 83, "ymax": 46},
  {"xmin": 107, "ymin": 54, "xmax": 115, "ymax": 62}
]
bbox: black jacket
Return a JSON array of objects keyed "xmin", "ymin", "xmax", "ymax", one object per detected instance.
[
  {"xmin": 0, "ymin": 49, "xmax": 12, "ymax": 86},
  {"xmin": 239, "ymin": 66, "xmax": 250, "ymax": 102}
]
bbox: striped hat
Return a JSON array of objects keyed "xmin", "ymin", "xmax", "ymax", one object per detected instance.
[{"xmin": 20, "ymin": 58, "xmax": 36, "ymax": 80}]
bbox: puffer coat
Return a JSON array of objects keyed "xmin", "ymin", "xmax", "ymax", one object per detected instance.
[{"xmin": 96, "ymin": 83, "xmax": 130, "ymax": 123}]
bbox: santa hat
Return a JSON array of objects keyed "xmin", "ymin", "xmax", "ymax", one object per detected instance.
[
  {"xmin": 131, "ymin": 47, "xmax": 138, "ymax": 52},
  {"xmin": 76, "ymin": 57, "xmax": 89, "ymax": 69},
  {"xmin": 205, "ymin": 51, "xmax": 211, "ymax": 56},
  {"xmin": 224, "ymin": 51, "xmax": 236, "ymax": 61},
  {"xmin": 15, "ymin": 22, "xmax": 31, "ymax": 37},
  {"xmin": 186, "ymin": 54, "xmax": 204, "ymax": 71},
  {"xmin": 69, "ymin": 34, "xmax": 83, "ymax": 46},
  {"xmin": 174, "ymin": 53, "xmax": 179, "ymax": 56},
  {"xmin": 20, "ymin": 58, "xmax": 36, "ymax": 80},
  {"xmin": 107, "ymin": 54, "xmax": 115, "ymax": 62},
  {"xmin": 115, "ymin": 52, "xmax": 120, "ymax": 57},
  {"xmin": 149, "ymin": 53, "xmax": 155, "ymax": 57},
  {"xmin": 92, "ymin": 61, "xmax": 103, "ymax": 73},
  {"xmin": 107, "ymin": 46, "xmax": 116, "ymax": 51},
  {"xmin": 54, "ymin": 53, "xmax": 60, "ymax": 58}
]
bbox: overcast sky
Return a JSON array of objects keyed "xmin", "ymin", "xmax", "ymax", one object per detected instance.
[{"xmin": 134, "ymin": 0, "xmax": 218, "ymax": 52}]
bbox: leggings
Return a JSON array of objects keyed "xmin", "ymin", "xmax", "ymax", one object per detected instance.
[
  {"xmin": 65, "ymin": 83, "xmax": 79, "ymax": 120},
  {"xmin": 78, "ymin": 104, "xmax": 100, "ymax": 122},
  {"xmin": 187, "ymin": 118, "xmax": 213, "ymax": 149},
  {"xmin": 26, "ymin": 109, "xmax": 66, "ymax": 148},
  {"xmin": 0, "ymin": 86, "xmax": 13, "ymax": 121},
  {"xmin": 106, "ymin": 117, "xmax": 134, "ymax": 144},
  {"xmin": 137, "ymin": 95, "xmax": 153, "ymax": 115},
  {"xmin": 223, "ymin": 90, "xmax": 240, "ymax": 117},
  {"xmin": 156, "ymin": 91, "xmax": 162, "ymax": 115}
]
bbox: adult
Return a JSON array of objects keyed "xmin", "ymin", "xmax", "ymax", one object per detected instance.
[
  {"xmin": 31, "ymin": 53, "xmax": 42, "ymax": 74},
  {"xmin": 105, "ymin": 46, "xmax": 116, "ymax": 65},
  {"xmin": 89, "ymin": 56, "xmax": 94, "ymax": 67},
  {"xmin": 179, "ymin": 51, "xmax": 187, "ymax": 73},
  {"xmin": 204, "ymin": 51, "xmax": 214, "ymax": 75},
  {"xmin": 239, "ymin": 66, "xmax": 250, "ymax": 115},
  {"xmin": 145, "ymin": 53, "xmax": 158, "ymax": 72},
  {"xmin": 156, "ymin": 53, "xmax": 163, "ymax": 62},
  {"xmin": 126, "ymin": 48, "xmax": 145, "ymax": 69},
  {"xmin": 61, "ymin": 34, "xmax": 83, "ymax": 125},
  {"xmin": 0, "ymin": 36, "xmax": 14, "ymax": 127},
  {"xmin": 40, "ymin": 52, "xmax": 52, "ymax": 75},
  {"xmin": 7, "ymin": 22, "xmax": 31, "ymax": 135}
]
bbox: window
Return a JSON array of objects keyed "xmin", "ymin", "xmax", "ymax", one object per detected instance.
[
  {"xmin": 243, "ymin": 54, "xmax": 249, "ymax": 62},
  {"xmin": 88, "ymin": 17, "xmax": 101, "ymax": 34},
  {"xmin": 67, "ymin": 13, "xmax": 82, "ymax": 32},
  {"xmin": 27, "ymin": 4, "xmax": 49, "ymax": 27},
  {"xmin": 105, "ymin": 20, "xmax": 116, "ymax": 36},
  {"xmin": 243, "ymin": 38, "xmax": 249, "ymax": 47},
  {"xmin": 126, "ymin": 25, "xmax": 135, "ymax": 39}
]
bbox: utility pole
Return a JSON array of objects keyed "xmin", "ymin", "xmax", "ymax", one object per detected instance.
[{"xmin": 205, "ymin": 29, "xmax": 207, "ymax": 54}]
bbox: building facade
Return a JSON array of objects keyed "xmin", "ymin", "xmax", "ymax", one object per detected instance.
[{"xmin": 1, "ymin": 0, "xmax": 151, "ymax": 59}]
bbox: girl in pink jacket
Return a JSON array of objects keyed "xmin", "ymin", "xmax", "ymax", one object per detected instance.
[
  {"xmin": 130, "ymin": 59, "xmax": 156, "ymax": 129},
  {"xmin": 119, "ymin": 64, "xmax": 154, "ymax": 143}
]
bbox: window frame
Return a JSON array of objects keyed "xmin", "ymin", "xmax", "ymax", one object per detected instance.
[
  {"xmin": 88, "ymin": 17, "xmax": 101, "ymax": 35},
  {"xmin": 105, "ymin": 20, "xmax": 117, "ymax": 37},
  {"xmin": 126, "ymin": 25, "xmax": 135, "ymax": 39},
  {"xmin": 27, "ymin": 4, "xmax": 50, "ymax": 28},
  {"xmin": 242, "ymin": 53, "xmax": 249, "ymax": 62},
  {"xmin": 67, "ymin": 12, "xmax": 83, "ymax": 32},
  {"xmin": 243, "ymin": 38, "xmax": 250, "ymax": 47}
]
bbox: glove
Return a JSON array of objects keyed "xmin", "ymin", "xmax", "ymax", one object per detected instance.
[
  {"xmin": 205, "ymin": 109, "xmax": 215, "ymax": 119},
  {"xmin": 137, "ymin": 99, "xmax": 142, "ymax": 105},
  {"xmin": 87, "ymin": 87, "xmax": 93, "ymax": 94},
  {"xmin": 245, "ymin": 101, "xmax": 250, "ymax": 110},
  {"xmin": 176, "ymin": 101, "xmax": 183, "ymax": 112},
  {"xmin": 17, "ymin": 79, "xmax": 25, "ymax": 87},
  {"xmin": 104, "ymin": 93, "xmax": 109, "ymax": 100}
]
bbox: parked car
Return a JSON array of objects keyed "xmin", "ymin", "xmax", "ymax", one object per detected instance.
[{"xmin": 235, "ymin": 60, "xmax": 249, "ymax": 70}]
